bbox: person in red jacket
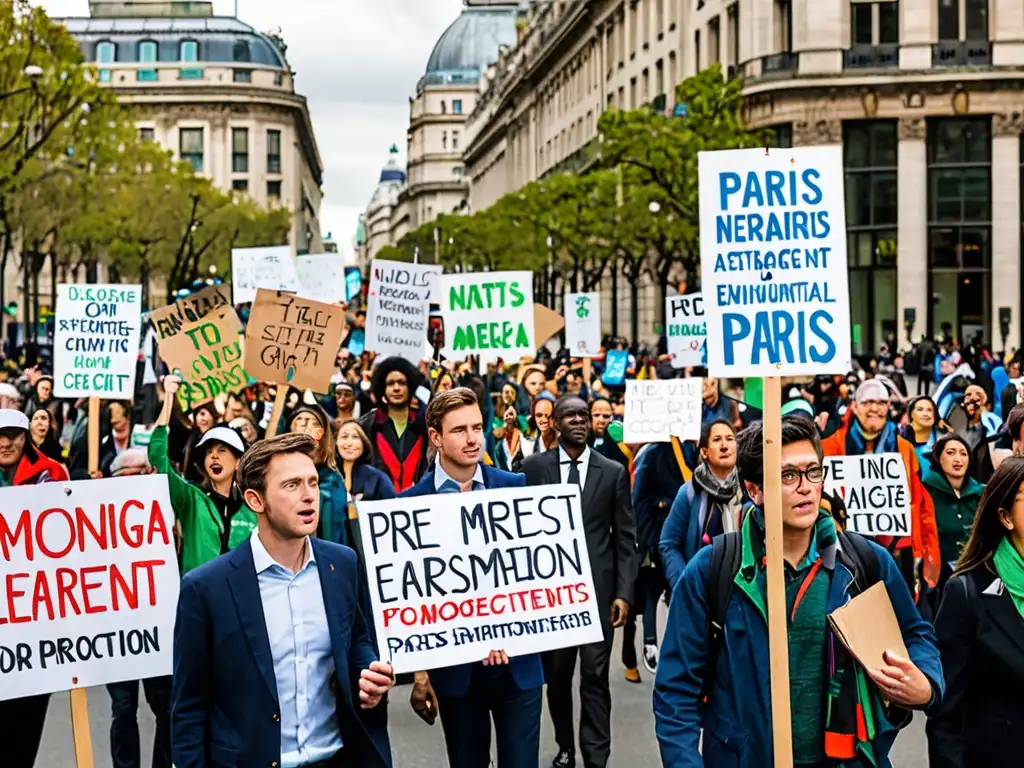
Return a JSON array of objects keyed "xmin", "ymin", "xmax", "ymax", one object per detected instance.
[
  {"xmin": 0, "ymin": 408, "xmax": 70, "ymax": 768},
  {"xmin": 820, "ymin": 381, "xmax": 941, "ymax": 593}
]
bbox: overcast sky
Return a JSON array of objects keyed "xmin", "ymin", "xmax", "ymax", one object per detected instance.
[{"xmin": 39, "ymin": 0, "xmax": 465, "ymax": 254}]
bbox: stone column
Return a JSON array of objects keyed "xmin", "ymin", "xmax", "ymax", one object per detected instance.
[
  {"xmin": 897, "ymin": 118, "xmax": 928, "ymax": 343},
  {"xmin": 991, "ymin": 113, "xmax": 1022, "ymax": 351},
  {"xmin": 899, "ymin": 0, "xmax": 933, "ymax": 69}
]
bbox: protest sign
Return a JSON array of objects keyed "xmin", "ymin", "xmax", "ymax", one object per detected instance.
[
  {"xmin": 535, "ymin": 303, "xmax": 565, "ymax": 347},
  {"xmin": 296, "ymin": 253, "xmax": 348, "ymax": 304},
  {"xmin": 147, "ymin": 284, "xmax": 232, "ymax": 342},
  {"xmin": 157, "ymin": 306, "xmax": 248, "ymax": 410},
  {"xmin": 698, "ymin": 146, "xmax": 852, "ymax": 377},
  {"xmin": 231, "ymin": 246, "xmax": 300, "ymax": 304},
  {"xmin": 53, "ymin": 284, "xmax": 142, "ymax": 400},
  {"xmin": 244, "ymin": 289, "xmax": 346, "ymax": 393},
  {"xmin": 565, "ymin": 292, "xmax": 601, "ymax": 357},
  {"xmin": 345, "ymin": 267, "xmax": 363, "ymax": 302},
  {"xmin": 0, "ymin": 475, "xmax": 180, "ymax": 701},
  {"xmin": 365, "ymin": 260, "xmax": 441, "ymax": 363},
  {"xmin": 823, "ymin": 454, "xmax": 911, "ymax": 537},
  {"xmin": 356, "ymin": 484, "xmax": 603, "ymax": 673},
  {"xmin": 623, "ymin": 379, "xmax": 702, "ymax": 443},
  {"xmin": 666, "ymin": 293, "xmax": 707, "ymax": 369},
  {"xmin": 602, "ymin": 350, "xmax": 629, "ymax": 386},
  {"xmin": 441, "ymin": 272, "xmax": 535, "ymax": 361}
]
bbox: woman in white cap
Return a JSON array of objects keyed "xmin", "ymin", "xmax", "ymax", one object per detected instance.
[{"xmin": 148, "ymin": 375, "xmax": 256, "ymax": 574}]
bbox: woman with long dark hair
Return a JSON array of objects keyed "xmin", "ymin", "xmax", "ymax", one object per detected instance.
[{"xmin": 926, "ymin": 457, "xmax": 1024, "ymax": 767}]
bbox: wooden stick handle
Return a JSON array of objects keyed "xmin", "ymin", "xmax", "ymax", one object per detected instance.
[
  {"xmin": 70, "ymin": 685, "xmax": 94, "ymax": 767},
  {"xmin": 265, "ymin": 384, "xmax": 290, "ymax": 437},
  {"xmin": 87, "ymin": 397, "xmax": 100, "ymax": 475}
]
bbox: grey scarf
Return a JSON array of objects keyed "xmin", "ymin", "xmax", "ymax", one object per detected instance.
[{"xmin": 693, "ymin": 462, "xmax": 739, "ymax": 505}]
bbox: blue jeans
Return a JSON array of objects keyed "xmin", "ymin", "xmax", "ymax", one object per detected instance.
[
  {"xmin": 437, "ymin": 665, "xmax": 543, "ymax": 768},
  {"xmin": 106, "ymin": 677, "xmax": 171, "ymax": 768}
]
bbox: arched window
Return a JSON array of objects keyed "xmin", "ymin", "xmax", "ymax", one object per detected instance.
[
  {"xmin": 233, "ymin": 39, "xmax": 251, "ymax": 63},
  {"xmin": 179, "ymin": 40, "xmax": 199, "ymax": 62},
  {"xmin": 96, "ymin": 40, "xmax": 115, "ymax": 83},
  {"xmin": 138, "ymin": 40, "xmax": 158, "ymax": 63}
]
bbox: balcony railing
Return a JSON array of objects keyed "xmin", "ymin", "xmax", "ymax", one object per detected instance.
[
  {"xmin": 932, "ymin": 39, "xmax": 991, "ymax": 67},
  {"xmin": 761, "ymin": 52, "xmax": 798, "ymax": 76},
  {"xmin": 843, "ymin": 43, "xmax": 899, "ymax": 69}
]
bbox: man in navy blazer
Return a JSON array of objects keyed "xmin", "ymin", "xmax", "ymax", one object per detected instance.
[
  {"xmin": 171, "ymin": 433, "xmax": 394, "ymax": 768},
  {"xmin": 401, "ymin": 387, "xmax": 545, "ymax": 767}
]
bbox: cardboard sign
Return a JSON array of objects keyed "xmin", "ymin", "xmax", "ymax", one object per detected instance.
[
  {"xmin": 565, "ymin": 292, "xmax": 601, "ymax": 357},
  {"xmin": 231, "ymin": 246, "xmax": 300, "ymax": 304},
  {"xmin": 296, "ymin": 253, "xmax": 348, "ymax": 305},
  {"xmin": 244, "ymin": 289, "xmax": 346, "ymax": 393},
  {"xmin": 439, "ymin": 272, "xmax": 536, "ymax": 362},
  {"xmin": 53, "ymin": 284, "xmax": 142, "ymax": 399},
  {"xmin": 148, "ymin": 284, "xmax": 232, "ymax": 342},
  {"xmin": 698, "ymin": 146, "xmax": 852, "ymax": 377},
  {"xmin": 623, "ymin": 379, "xmax": 702, "ymax": 443},
  {"xmin": 356, "ymin": 485, "xmax": 603, "ymax": 673},
  {"xmin": 534, "ymin": 304, "xmax": 565, "ymax": 346},
  {"xmin": 157, "ymin": 306, "xmax": 248, "ymax": 410},
  {"xmin": 365, "ymin": 260, "xmax": 441, "ymax": 363},
  {"xmin": 0, "ymin": 476, "xmax": 180, "ymax": 701},
  {"xmin": 823, "ymin": 454, "xmax": 911, "ymax": 537},
  {"xmin": 666, "ymin": 293, "xmax": 707, "ymax": 369},
  {"xmin": 828, "ymin": 582, "xmax": 909, "ymax": 675}
]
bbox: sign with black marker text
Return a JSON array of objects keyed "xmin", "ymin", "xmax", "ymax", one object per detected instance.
[
  {"xmin": 356, "ymin": 485, "xmax": 603, "ymax": 673},
  {"xmin": 623, "ymin": 379, "xmax": 702, "ymax": 443},
  {"xmin": 823, "ymin": 454, "xmax": 911, "ymax": 538},
  {"xmin": 666, "ymin": 293, "xmax": 707, "ymax": 369}
]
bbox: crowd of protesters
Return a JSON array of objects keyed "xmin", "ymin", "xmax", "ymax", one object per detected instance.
[{"xmin": 0, "ymin": 313, "xmax": 1022, "ymax": 768}]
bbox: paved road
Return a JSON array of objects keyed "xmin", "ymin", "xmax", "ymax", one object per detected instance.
[{"xmin": 40, "ymin": 613, "xmax": 928, "ymax": 768}]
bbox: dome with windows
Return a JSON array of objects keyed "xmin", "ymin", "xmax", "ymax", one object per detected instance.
[
  {"xmin": 61, "ymin": 16, "xmax": 289, "ymax": 70},
  {"xmin": 418, "ymin": 2, "xmax": 520, "ymax": 92}
]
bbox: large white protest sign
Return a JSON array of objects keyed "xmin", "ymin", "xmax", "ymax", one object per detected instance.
[
  {"xmin": 564, "ymin": 292, "xmax": 601, "ymax": 357},
  {"xmin": 53, "ymin": 284, "xmax": 142, "ymax": 399},
  {"xmin": 698, "ymin": 146, "xmax": 852, "ymax": 377},
  {"xmin": 823, "ymin": 454, "xmax": 911, "ymax": 538},
  {"xmin": 356, "ymin": 485, "xmax": 603, "ymax": 673},
  {"xmin": 365, "ymin": 260, "xmax": 442, "ymax": 363},
  {"xmin": 296, "ymin": 253, "xmax": 348, "ymax": 304},
  {"xmin": 231, "ymin": 246, "xmax": 300, "ymax": 304},
  {"xmin": 441, "ymin": 272, "xmax": 535, "ymax": 362},
  {"xmin": 666, "ymin": 293, "xmax": 707, "ymax": 369},
  {"xmin": 623, "ymin": 379, "xmax": 702, "ymax": 443},
  {"xmin": 0, "ymin": 476, "xmax": 180, "ymax": 700}
]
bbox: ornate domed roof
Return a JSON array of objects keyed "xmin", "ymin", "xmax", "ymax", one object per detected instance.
[
  {"xmin": 378, "ymin": 145, "xmax": 406, "ymax": 184},
  {"xmin": 419, "ymin": 3, "xmax": 519, "ymax": 92}
]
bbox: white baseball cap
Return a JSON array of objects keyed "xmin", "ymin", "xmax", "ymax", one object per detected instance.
[
  {"xmin": 196, "ymin": 425, "xmax": 246, "ymax": 455},
  {"xmin": 0, "ymin": 409, "xmax": 30, "ymax": 431}
]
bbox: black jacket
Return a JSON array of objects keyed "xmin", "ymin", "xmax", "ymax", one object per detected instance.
[{"xmin": 926, "ymin": 565, "xmax": 1024, "ymax": 768}]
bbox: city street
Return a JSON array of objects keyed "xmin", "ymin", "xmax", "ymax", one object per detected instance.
[{"xmin": 39, "ymin": 613, "xmax": 929, "ymax": 767}]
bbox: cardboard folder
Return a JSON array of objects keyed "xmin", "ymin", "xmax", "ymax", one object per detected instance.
[{"xmin": 827, "ymin": 582, "xmax": 908, "ymax": 674}]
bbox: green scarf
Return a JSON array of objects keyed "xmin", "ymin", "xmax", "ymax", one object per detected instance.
[{"xmin": 993, "ymin": 537, "xmax": 1024, "ymax": 617}]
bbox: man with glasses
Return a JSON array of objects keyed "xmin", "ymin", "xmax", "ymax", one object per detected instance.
[
  {"xmin": 654, "ymin": 414, "xmax": 943, "ymax": 768},
  {"xmin": 821, "ymin": 379, "xmax": 941, "ymax": 593}
]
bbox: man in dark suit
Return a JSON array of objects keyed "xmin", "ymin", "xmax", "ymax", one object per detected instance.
[
  {"xmin": 523, "ymin": 395, "xmax": 638, "ymax": 768},
  {"xmin": 171, "ymin": 433, "xmax": 394, "ymax": 768},
  {"xmin": 402, "ymin": 387, "xmax": 545, "ymax": 767}
]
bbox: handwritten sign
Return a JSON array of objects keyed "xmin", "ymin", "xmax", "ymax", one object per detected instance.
[
  {"xmin": 296, "ymin": 253, "xmax": 348, "ymax": 305},
  {"xmin": 823, "ymin": 454, "xmax": 911, "ymax": 537},
  {"xmin": 231, "ymin": 246, "xmax": 300, "ymax": 304},
  {"xmin": 244, "ymin": 289, "xmax": 346, "ymax": 393},
  {"xmin": 157, "ymin": 307, "xmax": 248, "ymax": 410},
  {"xmin": 148, "ymin": 284, "xmax": 232, "ymax": 342},
  {"xmin": 441, "ymin": 272, "xmax": 535, "ymax": 361},
  {"xmin": 0, "ymin": 476, "xmax": 180, "ymax": 700},
  {"xmin": 623, "ymin": 379, "xmax": 702, "ymax": 443},
  {"xmin": 698, "ymin": 146, "xmax": 852, "ymax": 377},
  {"xmin": 565, "ymin": 292, "xmax": 601, "ymax": 357},
  {"xmin": 666, "ymin": 293, "xmax": 707, "ymax": 369},
  {"xmin": 365, "ymin": 260, "xmax": 441, "ymax": 363},
  {"xmin": 356, "ymin": 485, "xmax": 603, "ymax": 673},
  {"xmin": 53, "ymin": 284, "xmax": 142, "ymax": 399}
]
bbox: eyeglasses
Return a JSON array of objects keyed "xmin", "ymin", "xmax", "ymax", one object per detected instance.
[{"xmin": 780, "ymin": 466, "xmax": 824, "ymax": 486}]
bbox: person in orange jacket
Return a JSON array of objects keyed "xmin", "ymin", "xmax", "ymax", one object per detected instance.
[{"xmin": 821, "ymin": 379, "xmax": 941, "ymax": 593}]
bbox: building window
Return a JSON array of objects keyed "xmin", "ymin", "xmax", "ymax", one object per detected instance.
[
  {"xmin": 267, "ymin": 130, "xmax": 281, "ymax": 174},
  {"xmin": 451, "ymin": 130, "xmax": 459, "ymax": 151},
  {"xmin": 776, "ymin": 0, "xmax": 793, "ymax": 51},
  {"xmin": 97, "ymin": 40, "xmax": 115, "ymax": 82},
  {"xmin": 179, "ymin": 127, "xmax": 204, "ymax": 172},
  {"xmin": 927, "ymin": 118, "xmax": 991, "ymax": 343},
  {"xmin": 267, "ymin": 180, "xmax": 282, "ymax": 201},
  {"xmin": 656, "ymin": 59, "xmax": 665, "ymax": 94},
  {"xmin": 232, "ymin": 128, "xmax": 249, "ymax": 173},
  {"xmin": 727, "ymin": 4, "xmax": 740, "ymax": 67},
  {"xmin": 695, "ymin": 29, "xmax": 701, "ymax": 71},
  {"xmin": 938, "ymin": 0, "xmax": 988, "ymax": 40},
  {"xmin": 139, "ymin": 127, "xmax": 155, "ymax": 142},
  {"xmin": 844, "ymin": 120, "xmax": 899, "ymax": 354},
  {"xmin": 440, "ymin": 100, "xmax": 447, "ymax": 114},
  {"xmin": 851, "ymin": 1, "xmax": 900, "ymax": 45},
  {"xmin": 769, "ymin": 123, "xmax": 793, "ymax": 148},
  {"xmin": 233, "ymin": 40, "xmax": 251, "ymax": 62},
  {"xmin": 708, "ymin": 17, "xmax": 721, "ymax": 64},
  {"xmin": 452, "ymin": 99, "xmax": 463, "ymax": 114},
  {"xmin": 233, "ymin": 69, "xmax": 252, "ymax": 83},
  {"xmin": 137, "ymin": 40, "xmax": 158, "ymax": 81},
  {"xmin": 179, "ymin": 40, "xmax": 198, "ymax": 62},
  {"xmin": 232, "ymin": 179, "xmax": 248, "ymax": 192},
  {"xmin": 441, "ymin": 130, "xmax": 447, "ymax": 151},
  {"xmin": 453, "ymin": 165, "xmax": 464, "ymax": 179}
]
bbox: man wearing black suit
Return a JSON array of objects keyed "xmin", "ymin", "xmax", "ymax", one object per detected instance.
[{"xmin": 522, "ymin": 395, "xmax": 638, "ymax": 768}]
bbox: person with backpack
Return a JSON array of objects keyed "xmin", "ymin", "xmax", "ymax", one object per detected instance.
[{"xmin": 653, "ymin": 413, "xmax": 944, "ymax": 768}]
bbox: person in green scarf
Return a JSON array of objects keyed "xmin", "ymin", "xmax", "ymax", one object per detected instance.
[{"xmin": 927, "ymin": 456, "xmax": 1024, "ymax": 767}]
